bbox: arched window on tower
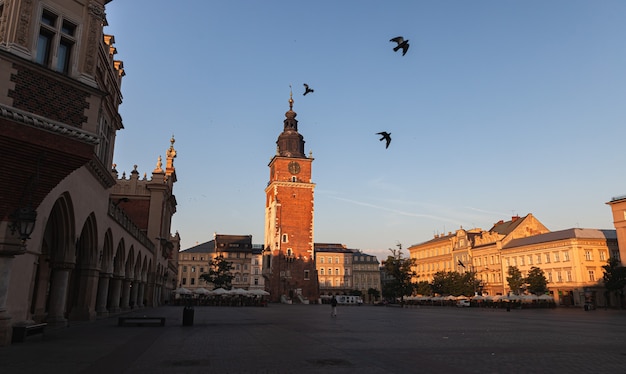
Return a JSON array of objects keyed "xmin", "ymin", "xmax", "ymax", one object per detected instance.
[
  {"xmin": 286, "ymin": 248, "xmax": 293, "ymax": 256},
  {"xmin": 282, "ymin": 234, "xmax": 288, "ymax": 243}
]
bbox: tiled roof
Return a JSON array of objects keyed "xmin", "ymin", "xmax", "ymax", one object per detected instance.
[
  {"xmin": 609, "ymin": 194, "xmax": 626, "ymax": 202},
  {"xmin": 353, "ymin": 252, "xmax": 380, "ymax": 263},
  {"xmin": 503, "ymin": 228, "xmax": 616, "ymax": 249},
  {"xmin": 314, "ymin": 243, "xmax": 347, "ymax": 249},
  {"xmin": 489, "ymin": 215, "xmax": 526, "ymax": 235},
  {"xmin": 315, "ymin": 247, "xmax": 355, "ymax": 254},
  {"xmin": 411, "ymin": 232, "xmax": 455, "ymax": 247},
  {"xmin": 180, "ymin": 240, "xmax": 215, "ymax": 253}
]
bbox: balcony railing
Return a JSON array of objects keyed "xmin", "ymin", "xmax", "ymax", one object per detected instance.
[{"xmin": 108, "ymin": 201, "xmax": 155, "ymax": 254}]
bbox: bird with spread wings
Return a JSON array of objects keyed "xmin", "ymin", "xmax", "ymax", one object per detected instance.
[
  {"xmin": 390, "ymin": 36, "xmax": 409, "ymax": 56},
  {"xmin": 303, "ymin": 83, "xmax": 314, "ymax": 96},
  {"xmin": 377, "ymin": 132, "xmax": 391, "ymax": 149}
]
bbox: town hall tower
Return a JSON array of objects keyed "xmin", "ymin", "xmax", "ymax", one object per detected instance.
[{"xmin": 264, "ymin": 94, "xmax": 319, "ymax": 302}]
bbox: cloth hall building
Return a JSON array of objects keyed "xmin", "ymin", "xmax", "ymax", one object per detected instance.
[{"xmin": 0, "ymin": 0, "xmax": 179, "ymax": 345}]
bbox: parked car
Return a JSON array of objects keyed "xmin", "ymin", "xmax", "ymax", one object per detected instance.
[{"xmin": 456, "ymin": 299, "xmax": 471, "ymax": 307}]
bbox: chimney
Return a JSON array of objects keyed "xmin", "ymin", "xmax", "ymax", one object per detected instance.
[{"xmin": 511, "ymin": 215, "xmax": 520, "ymax": 222}]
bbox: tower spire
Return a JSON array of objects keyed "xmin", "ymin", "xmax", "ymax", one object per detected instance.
[{"xmin": 275, "ymin": 90, "xmax": 305, "ymax": 158}]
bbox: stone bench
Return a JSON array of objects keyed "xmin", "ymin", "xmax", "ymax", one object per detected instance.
[
  {"xmin": 12, "ymin": 323, "xmax": 47, "ymax": 343},
  {"xmin": 118, "ymin": 317, "xmax": 166, "ymax": 327}
]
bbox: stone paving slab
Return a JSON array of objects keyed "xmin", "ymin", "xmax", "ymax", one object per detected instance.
[{"xmin": 1, "ymin": 305, "xmax": 625, "ymax": 373}]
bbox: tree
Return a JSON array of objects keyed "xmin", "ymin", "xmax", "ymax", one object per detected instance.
[
  {"xmin": 525, "ymin": 266, "xmax": 548, "ymax": 295},
  {"xmin": 602, "ymin": 258, "xmax": 626, "ymax": 308},
  {"xmin": 381, "ymin": 245, "xmax": 416, "ymax": 302},
  {"xmin": 199, "ymin": 255, "xmax": 234, "ymax": 290},
  {"xmin": 367, "ymin": 287, "xmax": 381, "ymax": 302},
  {"xmin": 506, "ymin": 266, "xmax": 524, "ymax": 295},
  {"xmin": 431, "ymin": 271, "xmax": 477, "ymax": 296},
  {"xmin": 414, "ymin": 281, "xmax": 432, "ymax": 296},
  {"xmin": 431, "ymin": 271, "xmax": 460, "ymax": 296},
  {"xmin": 463, "ymin": 270, "xmax": 484, "ymax": 296}
]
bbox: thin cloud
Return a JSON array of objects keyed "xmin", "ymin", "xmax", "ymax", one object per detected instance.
[
  {"xmin": 328, "ymin": 196, "xmax": 465, "ymax": 227},
  {"xmin": 464, "ymin": 206, "xmax": 512, "ymax": 217}
]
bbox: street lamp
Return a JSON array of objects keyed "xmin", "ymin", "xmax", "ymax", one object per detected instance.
[{"xmin": 10, "ymin": 205, "xmax": 37, "ymax": 243}]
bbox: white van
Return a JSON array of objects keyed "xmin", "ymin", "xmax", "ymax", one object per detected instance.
[{"xmin": 335, "ymin": 295, "xmax": 363, "ymax": 305}]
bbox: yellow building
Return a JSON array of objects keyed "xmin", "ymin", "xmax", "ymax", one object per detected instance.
[
  {"xmin": 408, "ymin": 232, "xmax": 455, "ymax": 285},
  {"xmin": 409, "ymin": 214, "xmax": 549, "ymax": 297},
  {"xmin": 315, "ymin": 244, "xmax": 354, "ymax": 296},
  {"xmin": 471, "ymin": 214, "xmax": 549, "ymax": 296},
  {"xmin": 502, "ymin": 228, "xmax": 618, "ymax": 307},
  {"xmin": 178, "ymin": 241, "xmax": 214, "ymax": 291},
  {"xmin": 314, "ymin": 243, "xmax": 381, "ymax": 301},
  {"xmin": 409, "ymin": 214, "xmax": 618, "ymax": 307}
]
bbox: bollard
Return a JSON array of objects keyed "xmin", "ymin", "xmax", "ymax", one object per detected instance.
[{"xmin": 183, "ymin": 306, "xmax": 194, "ymax": 326}]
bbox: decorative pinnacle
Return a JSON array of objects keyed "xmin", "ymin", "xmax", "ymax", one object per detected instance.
[{"xmin": 289, "ymin": 85, "xmax": 293, "ymax": 110}]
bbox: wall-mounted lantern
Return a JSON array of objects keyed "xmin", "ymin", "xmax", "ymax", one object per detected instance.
[{"xmin": 10, "ymin": 206, "xmax": 37, "ymax": 243}]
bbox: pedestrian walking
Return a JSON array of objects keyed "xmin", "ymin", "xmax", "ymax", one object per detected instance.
[{"xmin": 331, "ymin": 296, "xmax": 338, "ymax": 318}]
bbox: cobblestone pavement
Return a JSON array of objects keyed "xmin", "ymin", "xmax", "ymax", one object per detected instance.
[{"xmin": 1, "ymin": 304, "xmax": 625, "ymax": 374}]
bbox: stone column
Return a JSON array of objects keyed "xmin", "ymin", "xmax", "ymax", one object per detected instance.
[
  {"xmin": 120, "ymin": 278, "xmax": 131, "ymax": 310},
  {"xmin": 161, "ymin": 284, "xmax": 168, "ymax": 305},
  {"xmin": 107, "ymin": 276, "xmax": 122, "ymax": 313},
  {"xmin": 145, "ymin": 278, "xmax": 155, "ymax": 307},
  {"xmin": 0, "ymin": 236, "xmax": 27, "ymax": 346},
  {"xmin": 69, "ymin": 267, "xmax": 100, "ymax": 321},
  {"xmin": 0, "ymin": 255, "xmax": 16, "ymax": 346},
  {"xmin": 162, "ymin": 281, "xmax": 172, "ymax": 304},
  {"xmin": 95, "ymin": 273, "xmax": 112, "ymax": 316},
  {"xmin": 155, "ymin": 284, "xmax": 162, "ymax": 306},
  {"xmin": 137, "ymin": 282, "xmax": 145, "ymax": 308},
  {"xmin": 129, "ymin": 280, "xmax": 138, "ymax": 309},
  {"xmin": 30, "ymin": 255, "xmax": 52, "ymax": 322},
  {"xmin": 47, "ymin": 263, "xmax": 74, "ymax": 327}
]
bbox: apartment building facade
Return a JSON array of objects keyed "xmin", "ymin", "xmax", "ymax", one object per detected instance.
[
  {"xmin": 315, "ymin": 244, "xmax": 354, "ymax": 296},
  {"xmin": 352, "ymin": 251, "xmax": 381, "ymax": 303},
  {"xmin": 314, "ymin": 243, "xmax": 381, "ymax": 301},
  {"xmin": 178, "ymin": 235, "xmax": 265, "ymax": 292},
  {"xmin": 409, "ymin": 214, "xmax": 618, "ymax": 307},
  {"xmin": 501, "ymin": 228, "xmax": 618, "ymax": 306}
]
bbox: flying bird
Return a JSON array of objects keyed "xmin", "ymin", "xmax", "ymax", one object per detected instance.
[
  {"xmin": 390, "ymin": 36, "xmax": 409, "ymax": 56},
  {"xmin": 377, "ymin": 131, "xmax": 391, "ymax": 148},
  {"xmin": 303, "ymin": 83, "xmax": 314, "ymax": 96}
]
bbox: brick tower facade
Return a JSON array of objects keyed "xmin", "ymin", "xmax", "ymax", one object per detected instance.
[{"xmin": 264, "ymin": 94, "xmax": 319, "ymax": 303}]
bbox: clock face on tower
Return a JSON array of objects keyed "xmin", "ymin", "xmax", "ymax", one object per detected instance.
[{"xmin": 288, "ymin": 161, "xmax": 301, "ymax": 174}]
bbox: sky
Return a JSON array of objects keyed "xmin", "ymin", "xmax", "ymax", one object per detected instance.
[{"xmin": 104, "ymin": 1, "xmax": 626, "ymax": 261}]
